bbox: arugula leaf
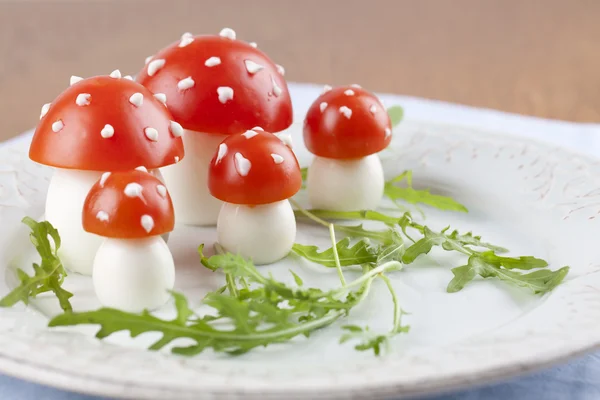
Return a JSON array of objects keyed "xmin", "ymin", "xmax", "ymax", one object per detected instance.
[
  {"xmin": 447, "ymin": 264, "xmax": 477, "ymax": 293},
  {"xmin": 292, "ymin": 238, "xmax": 378, "ymax": 267},
  {"xmin": 445, "ymin": 230, "xmax": 508, "ymax": 253},
  {"xmin": 336, "ymin": 224, "xmax": 401, "ymax": 246},
  {"xmin": 445, "ymin": 254, "xmax": 568, "ymax": 294},
  {"xmin": 384, "ymin": 171, "xmax": 468, "ymax": 213},
  {"xmin": 300, "ymin": 167, "xmax": 308, "ymax": 182},
  {"xmin": 478, "ymin": 251, "xmax": 547, "ymax": 269},
  {"xmin": 0, "ymin": 217, "xmax": 72, "ymax": 312},
  {"xmin": 387, "ymin": 105, "xmax": 404, "ymax": 127},
  {"xmin": 384, "ymin": 184, "xmax": 468, "ymax": 213}
]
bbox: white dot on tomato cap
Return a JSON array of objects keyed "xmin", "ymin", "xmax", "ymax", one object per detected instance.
[
  {"xmin": 156, "ymin": 185, "xmax": 167, "ymax": 198},
  {"xmin": 124, "ymin": 183, "xmax": 143, "ymax": 198},
  {"xmin": 322, "ymin": 85, "xmax": 332, "ymax": 94},
  {"xmin": 52, "ymin": 120, "xmax": 64, "ymax": 132},
  {"xmin": 129, "ymin": 93, "xmax": 144, "ymax": 107},
  {"xmin": 249, "ymin": 42, "xmax": 257, "ymax": 48},
  {"xmin": 109, "ymin": 70, "xmax": 121, "ymax": 79},
  {"xmin": 153, "ymin": 93, "xmax": 167, "ymax": 105},
  {"xmin": 205, "ymin": 57, "xmax": 221, "ymax": 67},
  {"xmin": 135, "ymin": 166, "xmax": 148, "ymax": 172},
  {"xmin": 147, "ymin": 59, "xmax": 165, "ymax": 77},
  {"xmin": 177, "ymin": 77, "xmax": 195, "ymax": 91},
  {"xmin": 75, "ymin": 93, "xmax": 91, "ymax": 106},
  {"xmin": 100, "ymin": 172, "xmax": 111, "ymax": 187},
  {"xmin": 244, "ymin": 60, "xmax": 264, "ymax": 74},
  {"xmin": 319, "ymin": 102, "xmax": 328, "ymax": 112},
  {"xmin": 219, "ymin": 27, "xmax": 236, "ymax": 40},
  {"xmin": 179, "ymin": 32, "xmax": 194, "ymax": 47},
  {"xmin": 144, "ymin": 127, "xmax": 159, "ymax": 142},
  {"xmin": 216, "ymin": 143, "xmax": 227, "ymax": 164},
  {"xmin": 242, "ymin": 130, "xmax": 258, "ymax": 139},
  {"xmin": 276, "ymin": 64, "xmax": 285, "ymax": 76},
  {"xmin": 40, "ymin": 103, "xmax": 51, "ymax": 119},
  {"xmin": 101, "ymin": 124, "xmax": 114, "ymax": 138},
  {"xmin": 169, "ymin": 121, "xmax": 184, "ymax": 137},
  {"xmin": 70, "ymin": 76, "xmax": 83, "ymax": 86},
  {"xmin": 370, "ymin": 105, "xmax": 377, "ymax": 114},
  {"xmin": 145, "ymin": 56, "xmax": 153, "ymax": 65},
  {"xmin": 271, "ymin": 75, "xmax": 282, "ymax": 97},
  {"xmin": 96, "ymin": 211, "xmax": 109, "ymax": 222},
  {"xmin": 217, "ymin": 86, "xmax": 234, "ymax": 104},
  {"xmin": 339, "ymin": 106, "xmax": 352, "ymax": 119},
  {"xmin": 385, "ymin": 128, "xmax": 392, "ymax": 137},
  {"xmin": 141, "ymin": 215, "xmax": 154, "ymax": 233},
  {"xmin": 234, "ymin": 153, "xmax": 251, "ymax": 176},
  {"xmin": 271, "ymin": 153, "xmax": 284, "ymax": 164},
  {"xmin": 344, "ymin": 89, "xmax": 355, "ymax": 96},
  {"xmin": 252, "ymin": 126, "xmax": 264, "ymax": 131}
]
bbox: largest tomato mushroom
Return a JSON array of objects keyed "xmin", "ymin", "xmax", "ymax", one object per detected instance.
[
  {"xmin": 303, "ymin": 85, "xmax": 392, "ymax": 211},
  {"xmin": 30, "ymin": 74, "xmax": 184, "ymax": 275},
  {"xmin": 137, "ymin": 28, "xmax": 293, "ymax": 226}
]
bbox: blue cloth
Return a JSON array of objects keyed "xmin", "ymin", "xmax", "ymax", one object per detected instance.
[{"xmin": 2, "ymin": 352, "xmax": 600, "ymax": 400}]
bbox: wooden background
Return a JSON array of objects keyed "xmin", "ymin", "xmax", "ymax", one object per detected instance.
[{"xmin": 1, "ymin": 0, "xmax": 599, "ymax": 140}]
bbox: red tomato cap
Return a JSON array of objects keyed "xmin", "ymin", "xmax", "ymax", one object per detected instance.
[
  {"xmin": 303, "ymin": 85, "xmax": 392, "ymax": 159},
  {"xmin": 137, "ymin": 30, "xmax": 293, "ymax": 135},
  {"xmin": 30, "ymin": 75, "xmax": 185, "ymax": 171},
  {"xmin": 83, "ymin": 170, "xmax": 175, "ymax": 239},
  {"xmin": 208, "ymin": 129, "xmax": 301, "ymax": 205}
]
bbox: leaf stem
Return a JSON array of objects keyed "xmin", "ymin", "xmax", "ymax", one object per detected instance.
[
  {"xmin": 328, "ymin": 224, "xmax": 346, "ymax": 286},
  {"xmin": 290, "ymin": 199, "xmax": 330, "ymax": 228},
  {"xmin": 379, "ymin": 274, "xmax": 400, "ymax": 331}
]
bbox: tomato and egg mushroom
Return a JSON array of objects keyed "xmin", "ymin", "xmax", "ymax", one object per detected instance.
[
  {"xmin": 137, "ymin": 28, "xmax": 292, "ymax": 226},
  {"xmin": 30, "ymin": 73, "xmax": 184, "ymax": 275},
  {"xmin": 82, "ymin": 169, "xmax": 175, "ymax": 312},
  {"xmin": 208, "ymin": 129, "xmax": 302, "ymax": 265},
  {"xmin": 303, "ymin": 85, "xmax": 392, "ymax": 211}
]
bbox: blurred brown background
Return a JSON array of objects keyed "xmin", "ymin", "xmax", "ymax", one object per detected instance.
[{"xmin": 1, "ymin": 0, "xmax": 599, "ymax": 140}]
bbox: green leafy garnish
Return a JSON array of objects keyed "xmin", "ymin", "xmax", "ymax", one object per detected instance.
[
  {"xmin": 50, "ymin": 248, "xmax": 404, "ymax": 356},
  {"xmin": 294, "ymin": 207, "xmax": 568, "ymax": 295},
  {"xmin": 384, "ymin": 171, "xmax": 468, "ymax": 213},
  {"xmin": 293, "ymin": 238, "xmax": 378, "ymax": 267},
  {"xmin": 0, "ymin": 217, "xmax": 72, "ymax": 312},
  {"xmin": 387, "ymin": 105, "xmax": 404, "ymax": 128}
]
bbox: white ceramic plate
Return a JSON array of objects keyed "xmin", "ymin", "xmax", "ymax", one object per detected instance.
[{"xmin": 1, "ymin": 118, "xmax": 600, "ymax": 400}]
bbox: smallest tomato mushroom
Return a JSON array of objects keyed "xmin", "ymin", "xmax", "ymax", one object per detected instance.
[
  {"xmin": 83, "ymin": 170, "xmax": 175, "ymax": 312},
  {"xmin": 303, "ymin": 85, "xmax": 392, "ymax": 211},
  {"xmin": 208, "ymin": 130, "xmax": 302, "ymax": 265}
]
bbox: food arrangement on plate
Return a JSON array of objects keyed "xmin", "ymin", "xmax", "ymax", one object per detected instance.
[{"xmin": 0, "ymin": 27, "xmax": 571, "ymax": 358}]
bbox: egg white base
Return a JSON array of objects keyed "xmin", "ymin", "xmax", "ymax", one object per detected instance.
[
  {"xmin": 307, "ymin": 154, "xmax": 385, "ymax": 211},
  {"xmin": 45, "ymin": 168, "xmax": 105, "ymax": 275},
  {"xmin": 93, "ymin": 236, "xmax": 175, "ymax": 312},
  {"xmin": 160, "ymin": 131, "xmax": 226, "ymax": 226},
  {"xmin": 217, "ymin": 200, "xmax": 296, "ymax": 265}
]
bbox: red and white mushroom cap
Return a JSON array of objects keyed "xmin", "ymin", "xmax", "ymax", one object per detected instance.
[
  {"xmin": 137, "ymin": 29, "xmax": 292, "ymax": 135},
  {"xmin": 208, "ymin": 129, "xmax": 302, "ymax": 205},
  {"xmin": 303, "ymin": 85, "xmax": 392, "ymax": 159},
  {"xmin": 30, "ymin": 75, "xmax": 184, "ymax": 171},
  {"xmin": 82, "ymin": 170, "xmax": 174, "ymax": 239}
]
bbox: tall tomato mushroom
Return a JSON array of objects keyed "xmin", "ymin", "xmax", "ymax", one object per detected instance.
[
  {"xmin": 137, "ymin": 28, "xmax": 292, "ymax": 226},
  {"xmin": 83, "ymin": 170, "xmax": 175, "ymax": 312},
  {"xmin": 30, "ymin": 74, "xmax": 184, "ymax": 275},
  {"xmin": 208, "ymin": 130, "xmax": 301, "ymax": 264},
  {"xmin": 303, "ymin": 85, "xmax": 392, "ymax": 211}
]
